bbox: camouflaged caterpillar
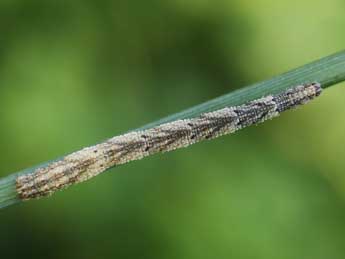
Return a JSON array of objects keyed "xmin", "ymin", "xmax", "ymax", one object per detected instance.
[{"xmin": 16, "ymin": 82, "xmax": 322, "ymax": 200}]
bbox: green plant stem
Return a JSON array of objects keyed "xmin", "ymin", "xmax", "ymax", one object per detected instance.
[{"xmin": 1, "ymin": 50, "xmax": 345, "ymax": 209}]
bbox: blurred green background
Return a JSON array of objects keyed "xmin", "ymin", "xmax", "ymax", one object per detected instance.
[{"xmin": 0, "ymin": 1, "xmax": 345, "ymax": 258}]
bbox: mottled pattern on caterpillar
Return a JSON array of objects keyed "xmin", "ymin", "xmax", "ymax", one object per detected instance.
[{"xmin": 16, "ymin": 82, "xmax": 322, "ymax": 200}]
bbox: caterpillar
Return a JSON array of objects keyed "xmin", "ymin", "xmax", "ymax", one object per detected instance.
[{"xmin": 16, "ymin": 82, "xmax": 322, "ymax": 200}]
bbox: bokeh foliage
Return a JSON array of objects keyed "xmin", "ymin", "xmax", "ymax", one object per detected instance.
[{"xmin": 0, "ymin": 1, "xmax": 345, "ymax": 258}]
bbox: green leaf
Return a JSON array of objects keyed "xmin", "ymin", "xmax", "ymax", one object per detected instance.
[{"xmin": 1, "ymin": 50, "xmax": 345, "ymax": 210}]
